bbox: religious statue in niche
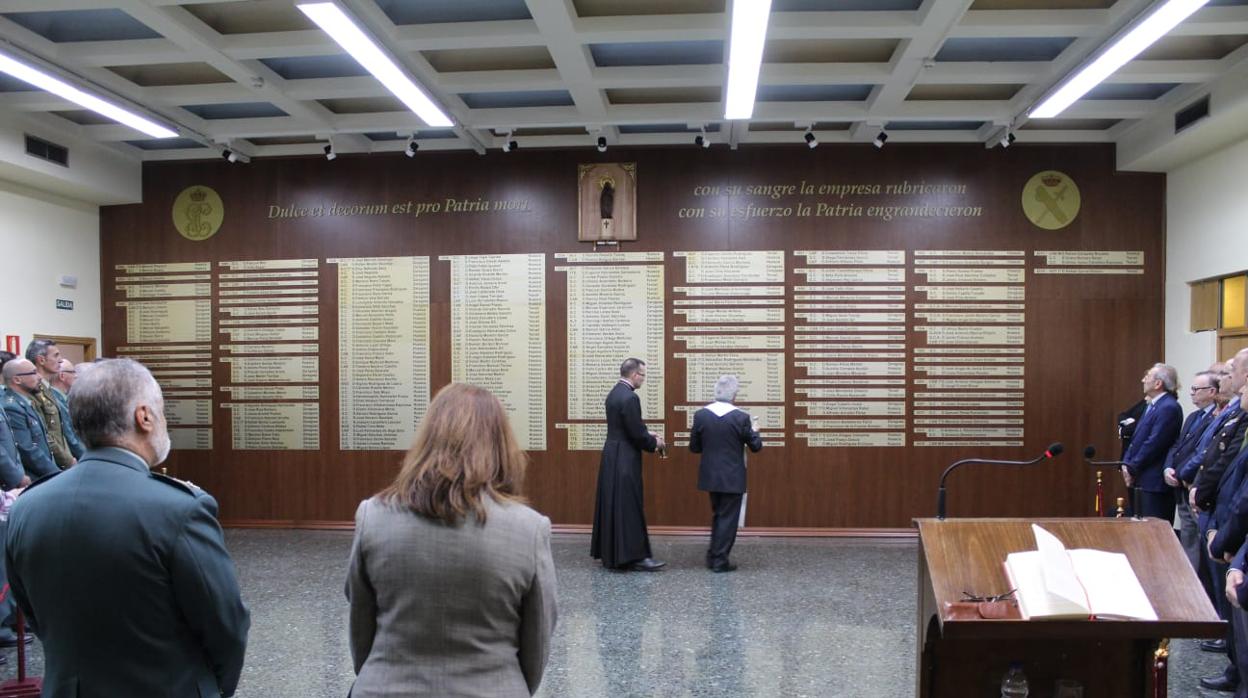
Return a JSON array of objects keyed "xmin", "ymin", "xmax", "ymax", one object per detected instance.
[{"xmin": 578, "ymin": 162, "xmax": 637, "ymax": 242}]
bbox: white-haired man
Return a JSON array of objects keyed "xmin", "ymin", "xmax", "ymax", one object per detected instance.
[
  {"xmin": 5, "ymin": 358, "xmax": 250, "ymax": 697},
  {"xmin": 689, "ymin": 375, "xmax": 763, "ymax": 573},
  {"xmin": 1122, "ymin": 363, "xmax": 1182, "ymax": 519}
]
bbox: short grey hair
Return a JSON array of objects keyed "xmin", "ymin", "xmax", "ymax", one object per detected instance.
[
  {"xmin": 24, "ymin": 338, "xmax": 56, "ymax": 363},
  {"xmin": 713, "ymin": 375, "xmax": 739, "ymax": 402},
  {"xmin": 1152, "ymin": 363, "xmax": 1179, "ymax": 393},
  {"xmin": 69, "ymin": 358, "xmax": 163, "ymax": 448}
]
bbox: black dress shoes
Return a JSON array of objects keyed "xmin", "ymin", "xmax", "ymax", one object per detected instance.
[
  {"xmin": 710, "ymin": 562, "xmax": 738, "ymax": 573},
  {"xmin": 628, "ymin": 558, "xmax": 666, "ymax": 572},
  {"xmin": 1199, "ymin": 674, "xmax": 1238, "ymax": 692},
  {"xmin": 1201, "ymin": 638, "xmax": 1228, "ymax": 653}
]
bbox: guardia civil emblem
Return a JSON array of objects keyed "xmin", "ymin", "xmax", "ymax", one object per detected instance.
[
  {"xmin": 1021, "ymin": 171, "xmax": 1080, "ymax": 230},
  {"xmin": 172, "ymin": 185, "xmax": 224, "ymax": 241}
]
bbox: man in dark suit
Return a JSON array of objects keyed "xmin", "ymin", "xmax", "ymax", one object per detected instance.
[
  {"xmin": 1206, "ymin": 373, "xmax": 1248, "ymax": 696},
  {"xmin": 1192, "ymin": 350, "xmax": 1248, "ymax": 691},
  {"xmin": 591, "ymin": 357, "xmax": 666, "ymax": 571},
  {"xmin": 689, "ymin": 375, "xmax": 762, "ymax": 573},
  {"xmin": 5, "ymin": 358, "xmax": 250, "ymax": 697},
  {"xmin": 1166, "ymin": 370, "xmax": 1220, "ymax": 575},
  {"xmin": 1121, "ymin": 363, "xmax": 1183, "ymax": 520}
]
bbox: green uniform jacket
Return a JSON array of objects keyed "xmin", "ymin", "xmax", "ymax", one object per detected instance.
[
  {"xmin": 49, "ymin": 387, "xmax": 85, "ymax": 459},
  {"xmin": 0, "ymin": 410, "xmax": 24, "ymax": 489},
  {"xmin": 32, "ymin": 382, "xmax": 73, "ymax": 468},
  {"xmin": 5, "ymin": 447, "xmax": 251, "ymax": 698},
  {"xmin": 1, "ymin": 388, "xmax": 57, "ymax": 479}
]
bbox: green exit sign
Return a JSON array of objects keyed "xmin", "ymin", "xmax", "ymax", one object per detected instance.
[{"xmin": 55, "ymin": 299, "xmax": 73, "ymax": 311}]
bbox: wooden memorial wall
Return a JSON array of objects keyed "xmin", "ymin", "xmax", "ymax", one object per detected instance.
[{"xmin": 98, "ymin": 144, "xmax": 1164, "ymax": 530}]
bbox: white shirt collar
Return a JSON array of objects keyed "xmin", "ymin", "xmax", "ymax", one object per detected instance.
[{"xmin": 704, "ymin": 401, "xmax": 738, "ymax": 417}]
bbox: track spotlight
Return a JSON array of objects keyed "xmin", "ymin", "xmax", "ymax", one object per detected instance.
[
  {"xmin": 500, "ymin": 139, "xmax": 518, "ymax": 152},
  {"xmin": 804, "ymin": 129, "xmax": 818, "ymax": 149},
  {"xmin": 999, "ymin": 131, "xmax": 1016, "ymax": 148},
  {"xmin": 694, "ymin": 126, "xmax": 711, "ymax": 148},
  {"xmin": 222, "ymin": 148, "xmax": 239, "ymax": 163},
  {"xmin": 873, "ymin": 131, "xmax": 888, "ymax": 149},
  {"xmin": 323, "ymin": 143, "xmax": 336, "ymax": 160},
  {"xmin": 405, "ymin": 137, "xmax": 418, "ymax": 157},
  {"xmin": 596, "ymin": 136, "xmax": 607, "ymax": 153}
]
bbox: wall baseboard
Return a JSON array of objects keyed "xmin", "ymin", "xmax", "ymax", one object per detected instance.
[{"xmin": 221, "ymin": 519, "xmax": 917, "ymax": 539}]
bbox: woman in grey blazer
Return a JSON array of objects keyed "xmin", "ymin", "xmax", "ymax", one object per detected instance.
[{"xmin": 346, "ymin": 383, "xmax": 557, "ymax": 697}]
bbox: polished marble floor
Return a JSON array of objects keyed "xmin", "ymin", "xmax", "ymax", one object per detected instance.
[{"xmin": 0, "ymin": 530, "xmax": 1235, "ymax": 696}]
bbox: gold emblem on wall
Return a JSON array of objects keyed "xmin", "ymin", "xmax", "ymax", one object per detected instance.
[
  {"xmin": 578, "ymin": 162, "xmax": 636, "ymax": 242},
  {"xmin": 172, "ymin": 185, "xmax": 224, "ymax": 241},
  {"xmin": 1021, "ymin": 170, "xmax": 1080, "ymax": 230}
]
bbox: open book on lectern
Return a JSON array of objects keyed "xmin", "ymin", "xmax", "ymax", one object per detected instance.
[{"xmin": 1002, "ymin": 524, "xmax": 1158, "ymax": 621}]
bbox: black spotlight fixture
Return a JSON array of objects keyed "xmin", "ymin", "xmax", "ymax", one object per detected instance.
[
  {"xmin": 405, "ymin": 137, "xmax": 418, "ymax": 157},
  {"xmin": 873, "ymin": 131, "xmax": 888, "ymax": 149},
  {"xmin": 596, "ymin": 136, "xmax": 607, "ymax": 153},
  {"xmin": 222, "ymin": 148, "xmax": 239, "ymax": 163},
  {"xmin": 804, "ymin": 129, "xmax": 818, "ymax": 149},
  {"xmin": 1000, "ymin": 131, "xmax": 1016, "ymax": 148},
  {"xmin": 694, "ymin": 126, "xmax": 710, "ymax": 148},
  {"xmin": 323, "ymin": 142, "xmax": 336, "ymax": 160}
]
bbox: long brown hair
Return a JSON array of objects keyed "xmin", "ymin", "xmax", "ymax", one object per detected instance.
[{"xmin": 379, "ymin": 383, "xmax": 526, "ymax": 524}]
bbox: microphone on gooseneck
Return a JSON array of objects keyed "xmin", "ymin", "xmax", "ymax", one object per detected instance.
[
  {"xmin": 1082, "ymin": 445, "xmax": 1126, "ymax": 467},
  {"xmin": 936, "ymin": 443, "xmax": 1064, "ymax": 519}
]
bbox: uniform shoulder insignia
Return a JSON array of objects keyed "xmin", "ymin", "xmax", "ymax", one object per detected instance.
[{"xmin": 151, "ymin": 471, "xmax": 201, "ymax": 495}]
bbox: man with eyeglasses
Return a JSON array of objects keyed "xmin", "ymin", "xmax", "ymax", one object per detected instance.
[
  {"xmin": 1, "ymin": 359, "xmax": 58, "ymax": 479},
  {"xmin": 1166, "ymin": 371, "xmax": 1221, "ymax": 583},
  {"xmin": 49, "ymin": 360, "xmax": 85, "ymax": 460}
]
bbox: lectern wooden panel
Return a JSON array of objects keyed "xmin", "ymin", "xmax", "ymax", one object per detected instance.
[{"xmin": 914, "ymin": 518, "xmax": 1222, "ymax": 697}]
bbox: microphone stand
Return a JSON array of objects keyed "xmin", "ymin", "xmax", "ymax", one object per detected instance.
[
  {"xmin": 937, "ymin": 443, "xmax": 1063, "ymax": 519},
  {"xmin": 1083, "ymin": 445, "xmax": 1139, "ymax": 521}
]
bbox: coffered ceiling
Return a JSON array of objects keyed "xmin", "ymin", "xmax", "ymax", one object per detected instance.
[{"xmin": 1, "ymin": 0, "xmax": 1246, "ymax": 162}]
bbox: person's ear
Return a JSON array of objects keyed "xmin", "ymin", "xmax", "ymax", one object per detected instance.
[{"xmin": 135, "ymin": 404, "xmax": 156, "ymax": 434}]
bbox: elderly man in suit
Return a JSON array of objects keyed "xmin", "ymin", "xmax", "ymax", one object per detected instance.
[
  {"xmin": 5, "ymin": 358, "xmax": 250, "ymax": 697},
  {"xmin": 690, "ymin": 375, "xmax": 762, "ymax": 573},
  {"xmin": 1122, "ymin": 363, "xmax": 1183, "ymax": 520},
  {"xmin": 591, "ymin": 357, "xmax": 666, "ymax": 571},
  {"xmin": 1167, "ymin": 370, "xmax": 1221, "ymax": 573}
]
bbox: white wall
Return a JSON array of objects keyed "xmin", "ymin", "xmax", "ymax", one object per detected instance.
[
  {"xmin": 0, "ymin": 178, "xmax": 101, "ymax": 352},
  {"xmin": 1165, "ymin": 137, "xmax": 1248, "ymax": 409}
]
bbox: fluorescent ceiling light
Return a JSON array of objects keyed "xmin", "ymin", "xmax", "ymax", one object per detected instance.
[
  {"xmin": 724, "ymin": 0, "xmax": 773, "ymax": 120},
  {"xmin": 297, "ymin": 2, "xmax": 453, "ymax": 128},
  {"xmin": 0, "ymin": 51, "xmax": 177, "ymax": 138},
  {"xmin": 1030, "ymin": 0, "xmax": 1210, "ymax": 118}
]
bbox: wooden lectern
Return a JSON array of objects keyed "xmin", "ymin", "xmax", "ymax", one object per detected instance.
[{"xmin": 915, "ymin": 518, "xmax": 1223, "ymax": 697}]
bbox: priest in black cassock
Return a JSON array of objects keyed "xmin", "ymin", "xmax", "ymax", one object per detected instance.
[{"xmin": 590, "ymin": 358, "xmax": 666, "ymax": 571}]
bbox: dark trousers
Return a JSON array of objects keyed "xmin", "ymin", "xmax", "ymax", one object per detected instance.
[
  {"xmin": 1235, "ymin": 606, "xmax": 1248, "ymax": 698},
  {"xmin": 1210, "ymin": 545, "xmax": 1241, "ymax": 683},
  {"xmin": 1135, "ymin": 489, "xmax": 1174, "ymax": 522},
  {"xmin": 706, "ymin": 492, "xmax": 743, "ymax": 568}
]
